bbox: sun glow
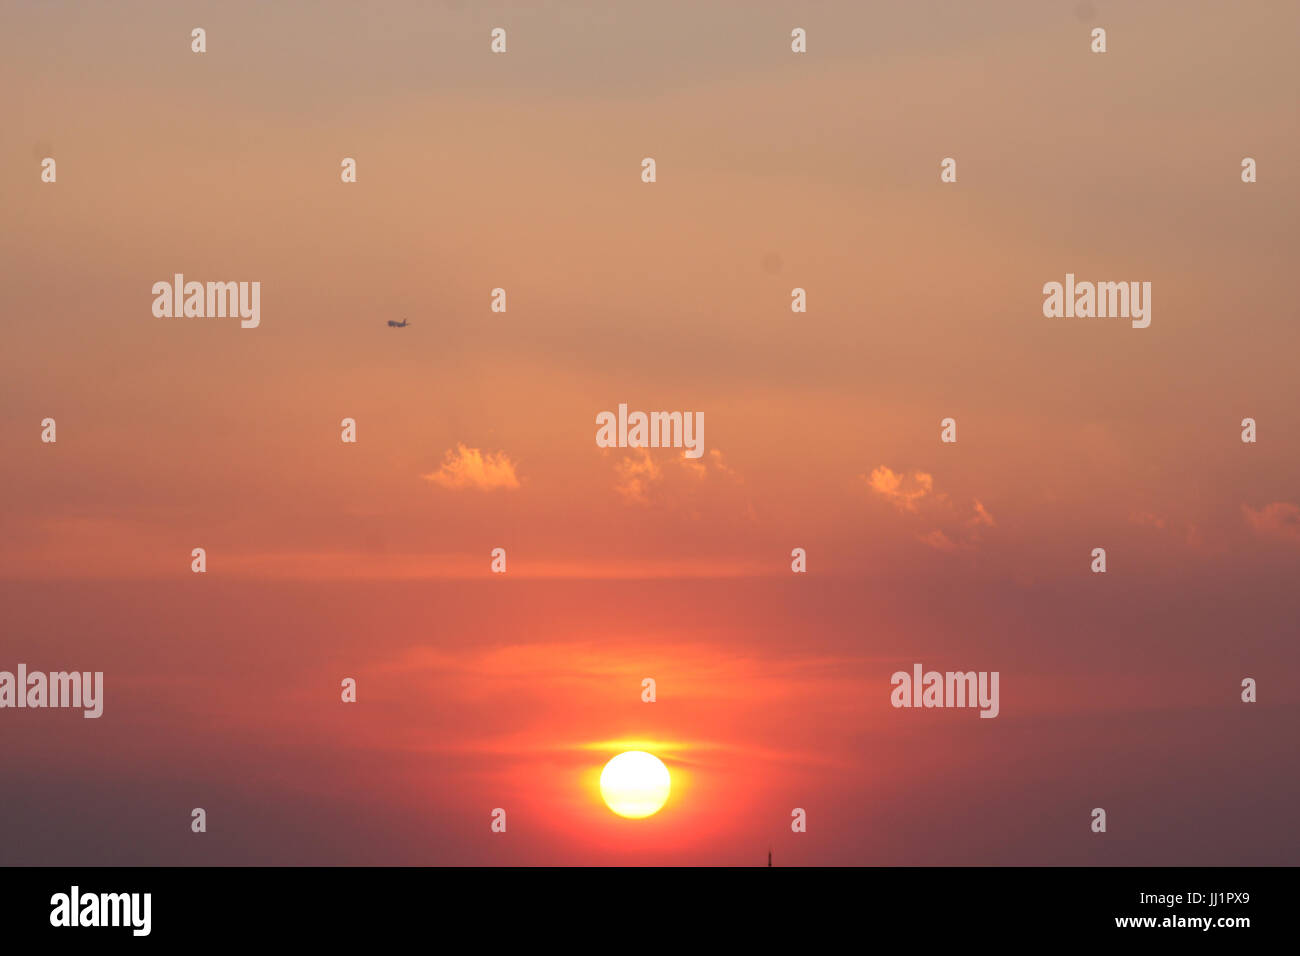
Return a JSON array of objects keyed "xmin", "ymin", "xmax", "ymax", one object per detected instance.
[{"xmin": 599, "ymin": 751, "xmax": 671, "ymax": 818}]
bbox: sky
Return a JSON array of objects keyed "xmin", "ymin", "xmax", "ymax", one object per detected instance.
[{"xmin": 1, "ymin": 0, "xmax": 1297, "ymax": 865}]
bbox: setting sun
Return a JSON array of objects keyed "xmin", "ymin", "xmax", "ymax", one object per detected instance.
[{"xmin": 599, "ymin": 751, "xmax": 671, "ymax": 818}]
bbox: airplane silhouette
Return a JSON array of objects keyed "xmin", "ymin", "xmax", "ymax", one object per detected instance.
[{"xmin": 387, "ymin": 318, "xmax": 410, "ymax": 328}]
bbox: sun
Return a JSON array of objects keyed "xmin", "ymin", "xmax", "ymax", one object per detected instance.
[{"xmin": 599, "ymin": 751, "xmax": 671, "ymax": 818}]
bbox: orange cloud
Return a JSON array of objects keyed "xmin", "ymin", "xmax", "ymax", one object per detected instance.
[
  {"xmin": 865, "ymin": 466, "xmax": 934, "ymax": 512},
  {"xmin": 613, "ymin": 449, "xmax": 663, "ymax": 504},
  {"xmin": 1243, "ymin": 501, "xmax": 1300, "ymax": 543},
  {"xmin": 969, "ymin": 499, "xmax": 996, "ymax": 529},
  {"xmin": 866, "ymin": 466, "xmax": 994, "ymax": 550},
  {"xmin": 613, "ymin": 448, "xmax": 742, "ymax": 506},
  {"xmin": 422, "ymin": 444, "xmax": 521, "ymax": 491},
  {"xmin": 681, "ymin": 448, "xmax": 739, "ymax": 481},
  {"xmin": 1129, "ymin": 511, "xmax": 1167, "ymax": 529},
  {"xmin": 917, "ymin": 529, "xmax": 958, "ymax": 552}
]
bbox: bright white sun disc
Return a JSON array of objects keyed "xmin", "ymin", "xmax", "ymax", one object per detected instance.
[{"xmin": 600, "ymin": 751, "xmax": 671, "ymax": 818}]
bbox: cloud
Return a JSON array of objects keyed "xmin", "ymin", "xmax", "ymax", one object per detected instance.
[
  {"xmin": 1129, "ymin": 511, "xmax": 1167, "ymax": 529},
  {"xmin": 865, "ymin": 466, "xmax": 994, "ymax": 550},
  {"xmin": 917, "ymin": 529, "xmax": 958, "ymax": 552},
  {"xmin": 1129, "ymin": 511, "xmax": 1213, "ymax": 552},
  {"xmin": 1243, "ymin": 501, "xmax": 1300, "ymax": 544},
  {"xmin": 865, "ymin": 466, "xmax": 934, "ymax": 512},
  {"xmin": 613, "ymin": 449, "xmax": 663, "ymax": 504},
  {"xmin": 612, "ymin": 448, "xmax": 742, "ymax": 506},
  {"xmin": 681, "ymin": 448, "xmax": 739, "ymax": 481},
  {"xmin": 422, "ymin": 444, "xmax": 520, "ymax": 491},
  {"xmin": 969, "ymin": 499, "xmax": 996, "ymax": 529}
]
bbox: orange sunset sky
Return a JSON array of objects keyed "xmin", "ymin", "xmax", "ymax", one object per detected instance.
[{"xmin": 1, "ymin": 0, "xmax": 1297, "ymax": 865}]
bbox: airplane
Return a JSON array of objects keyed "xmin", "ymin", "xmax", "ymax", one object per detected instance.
[{"xmin": 387, "ymin": 318, "xmax": 410, "ymax": 328}]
